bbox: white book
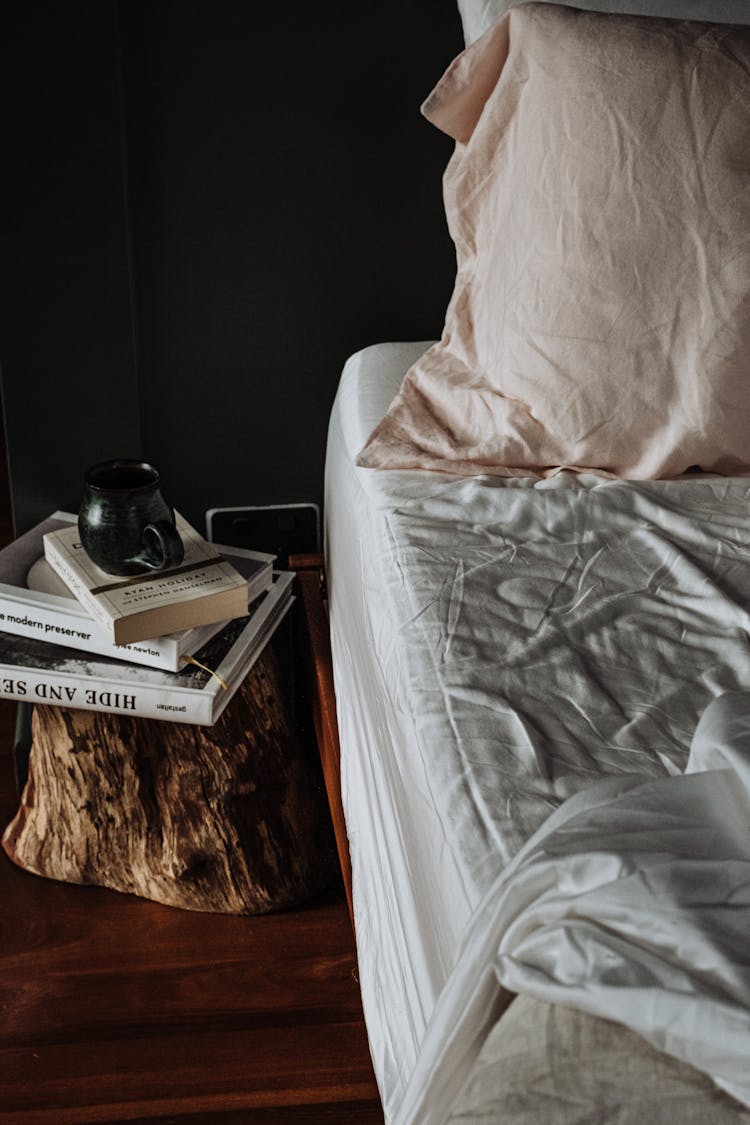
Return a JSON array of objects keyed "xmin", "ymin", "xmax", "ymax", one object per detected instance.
[
  {"xmin": 0, "ymin": 570, "xmax": 294, "ymax": 725},
  {"xmin": 44, "ymin": 513, "xmax": 253, "ymax": 646},
  {"xmin": 0, "ymin": 512, "xmax": 274, "ymax": 670}
]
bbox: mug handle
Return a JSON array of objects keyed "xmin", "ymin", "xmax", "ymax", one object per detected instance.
[{"xmin": 135, "ymin": 520, "xmax": 185, "ymax": 571}]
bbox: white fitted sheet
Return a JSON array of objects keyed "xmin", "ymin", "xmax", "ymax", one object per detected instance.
[{"xmin": 324, "ymin": 342, "xmax": 750, "ymax": 1119}]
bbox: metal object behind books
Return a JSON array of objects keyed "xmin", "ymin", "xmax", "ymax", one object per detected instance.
[{"xmin": 205, "ymin": 504, "xmax": 321, "ymax": 567}]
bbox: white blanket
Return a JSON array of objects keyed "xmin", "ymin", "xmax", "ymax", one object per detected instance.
[{"xmin": 394, "ymin": 692, "xmax": 750, "ymax": 1123}]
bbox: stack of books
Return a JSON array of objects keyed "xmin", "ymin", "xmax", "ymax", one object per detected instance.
[{"xmin": 0, "ymin": 511, "xmax": 295, "ymax": 725}]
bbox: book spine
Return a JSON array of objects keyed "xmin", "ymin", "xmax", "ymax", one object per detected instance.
[
  {"xmin": 0, "ymin": 594, "xmax": 182, "ymax": 671},
  {"xmin": 0, "ymin": 666, "xmax": 213, "ymax": 724},
  {"xmin": 43, "ymin": 540, "xmax": 117, "ymax": 640}
]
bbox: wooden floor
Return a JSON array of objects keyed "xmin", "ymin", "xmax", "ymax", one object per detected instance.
[{"xmin": 0, "ymin": 445, "xmax": 383, "ymax": 1122}]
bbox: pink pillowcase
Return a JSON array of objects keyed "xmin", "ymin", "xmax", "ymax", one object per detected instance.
[{"xmin": 358, "ymin": 4, "xmax": 750, "ymax": 479}]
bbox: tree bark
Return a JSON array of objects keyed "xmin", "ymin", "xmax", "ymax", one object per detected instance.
[{"xmin": 2, "ymin": 645, "xmax": 338, "ymax": 914}]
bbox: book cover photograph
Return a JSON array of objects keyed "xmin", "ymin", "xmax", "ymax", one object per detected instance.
[
  {"xmin": 43, "ymin": 513, "xmax": 253, "ymax": 645},
  {"xmin": 0, "ymin": 511, "xmax": 274, "ymax": 669},
  {"xmin": 0, "ymin": 571, "xmax": 294, "ymax": 725}
]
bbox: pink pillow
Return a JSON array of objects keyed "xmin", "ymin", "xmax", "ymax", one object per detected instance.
[{"xmin": 358, "ymin": 4, "xmax": 750, "ymax": 479}]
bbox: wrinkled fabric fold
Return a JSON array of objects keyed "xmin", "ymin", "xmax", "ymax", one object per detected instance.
[{"xmin": 394, "ymin": 693, "xmax": 750, "ymax": 1124}]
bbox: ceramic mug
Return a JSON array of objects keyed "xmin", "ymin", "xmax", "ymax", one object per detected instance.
[{"xmin": 78, "ymin": 459, "xmax": 185, "ymax": 576}]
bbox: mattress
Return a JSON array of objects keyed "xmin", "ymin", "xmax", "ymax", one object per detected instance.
[
  {"xmin": 324, "ymin": 341, "xmax": 750, "ymax": 1120},
  {"xmin": 325, "ymin": 342, "xmax": 467, "ymax": 1104}
]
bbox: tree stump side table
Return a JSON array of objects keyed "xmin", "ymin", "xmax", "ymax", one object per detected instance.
[{"xmin": 1, "ymin": 630, "xmax": 338, "ymax": 914}]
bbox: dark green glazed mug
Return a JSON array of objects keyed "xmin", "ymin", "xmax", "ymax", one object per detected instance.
[{"xmin": 78, "ymin": 459, "xmax": 185, "ymax": 576}]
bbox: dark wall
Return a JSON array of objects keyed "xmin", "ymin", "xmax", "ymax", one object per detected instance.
[
  {"xmin": 1, "ymin": 1, "xmax": 463, "ymax": 534},
  {"xmin": 0, "ymin": 2, "xmax": 141, "ymax": 533}
]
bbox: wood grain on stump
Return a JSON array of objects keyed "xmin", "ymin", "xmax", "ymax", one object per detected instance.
[{"xmin": 2, "ymin": 645, "xmax": 338, "ymax": 913}]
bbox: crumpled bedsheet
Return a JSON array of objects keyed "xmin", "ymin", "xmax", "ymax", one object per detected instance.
[
  {"xmin": 376, "ymin": 472, "xmax": 750, "ymax": 887},
  {"xmin": 394, "ymin": 692, "xmax": 750, "ymax": 1124}
]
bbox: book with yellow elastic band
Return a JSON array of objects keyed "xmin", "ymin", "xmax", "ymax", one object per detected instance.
[{"xmin": 0, "ymin": 570, "xmax": 294, "ymax": 725}]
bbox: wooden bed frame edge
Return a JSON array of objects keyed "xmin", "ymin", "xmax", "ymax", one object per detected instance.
[{"xmin": 290, "ymin": 553, "xmax": 355, "ymax": 929}]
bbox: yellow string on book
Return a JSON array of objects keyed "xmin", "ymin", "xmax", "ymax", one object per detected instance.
[{"xmin": 181, "ymin": 655, "xmax": 229, "ymax": 691}]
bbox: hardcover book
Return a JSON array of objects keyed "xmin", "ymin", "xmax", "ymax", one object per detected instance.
[
  {"xmin": 0, "ymin": 570, "xmax": 294, "ymax": 725},
  {"xmin": 0, "ymin": 512, "xmax": 274, "ymax": 671},
  {"xmin": 44, "ymin": 513, "xmax": 251, "ymax": 645}
]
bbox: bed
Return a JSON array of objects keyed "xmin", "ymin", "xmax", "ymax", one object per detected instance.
[{"xmin": 324, "ymin": 3, "xmax": 750, "ymax": 1122}]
